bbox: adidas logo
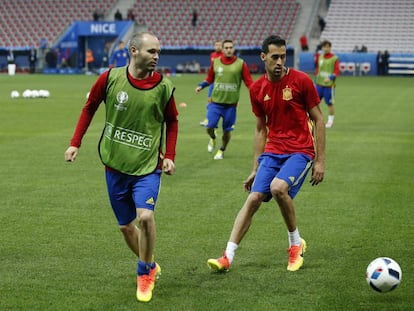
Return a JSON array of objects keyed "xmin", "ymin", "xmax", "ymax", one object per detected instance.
[{"xmin": 145, "ymin": 197, "xmax": 155, "ymax": 205}]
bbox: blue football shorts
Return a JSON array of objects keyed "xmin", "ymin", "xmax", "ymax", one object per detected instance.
[
  {"xmin": 207, "ymin": 83, "xmax": 214, "ymax": 98},
  {"xmin": 251, "ymin": 153, "xmax": 313, "ymax": 202},
  {"xmin": 316, "ymin": 84, "xmax": 334, "ymax": 106},
  {"xmin": 105, "ymin": 169, "xmax": 162, "ymax": 225},
  {"xmin": 206, "ymin": 103, "xmax": 236, "ymax": 131}
]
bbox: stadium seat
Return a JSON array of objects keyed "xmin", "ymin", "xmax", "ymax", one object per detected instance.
[
  {"xmin": 361, "ymin": 62, "xmax": 371, "ymax": 75},
  {"xmin": 347, "ymin": 62, "xmax": 356, "ymax": 75},
  {"xmin": 339, "ymin": 62, "xmax": 347, "ymax": 73},
  {"xmin": 0, "ymin": 0, "xmax": 117, "ymax": 47},
  {"xmin": 2, "ymin": 0, "xmax": 300, "ymax": 49},
  {"xmin": 132, "ymin": 0, "xmax": 298, "ymax": 47},
  {"xmin": 322, "ymin": 0, "xmax": 414, "ymax": 53}
]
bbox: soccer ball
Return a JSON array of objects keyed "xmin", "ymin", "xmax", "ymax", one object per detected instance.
[
  {"xmin": 31, "ymin": 90, "xmax": 40, "ymax": 98},
  {"xmin": 10, "ymin": 90, "xmax": 20, "ymax": 98},
  {"xmin": 38, "ymin": 90, "xmax": 50, "ymax": 98},
  {"xmin": 366, "ymin": 257, "xmax": 402, "ymax": 293},
  {"xmin": 22, "ymin": 89, "xmax": 32, "ymax": 98}
]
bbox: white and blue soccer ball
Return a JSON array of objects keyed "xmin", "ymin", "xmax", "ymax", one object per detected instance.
[
  {"xmin": 10, "ymin": 90, "xmax": 20, "ymax": 98},
  {"xmin": 366, "ymin": 257, "xmax": 402, "ymax": 293}
]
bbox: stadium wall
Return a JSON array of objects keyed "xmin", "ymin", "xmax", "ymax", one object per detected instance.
[
  {"xmin": 298, "ymin": 52, "xmax": 414, "ymax": 76},
  {"xmin": 46, "ymin": 21, "xmax": 134, "ymax": 73},
  {"xmin": 157, "ymin": 47, "xmax": 295, "ymax": 74}
]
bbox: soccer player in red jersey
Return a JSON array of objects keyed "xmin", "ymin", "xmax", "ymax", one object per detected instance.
[
  {"xmin": 207, "ymin": 35, "xmax": 325, "ymax": 272},
  {"xmin": 64, "ymin": 32, "xmax": 178, "ymax": 302},
  {"xmin": 199, "ymin": 40, "xmax": 223, "ymax": 126}
]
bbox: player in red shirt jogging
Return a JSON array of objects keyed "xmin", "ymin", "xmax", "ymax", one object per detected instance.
[
  {"xmin": 196, "ymin": 39, "xmax": 253, "ymax": 160},
  {"xmin": 207, "ymin": 35, "xmax": 325, "ymax": 272},
  {"xmin": 199, "ymin": 39, "xmax": 223, "ymax": 126}
]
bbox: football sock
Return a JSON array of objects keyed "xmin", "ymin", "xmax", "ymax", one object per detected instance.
[
  {"xmin": 225, "ymin": 241, "xmax": 238, "ymax": 263},
  {"xmin": 328, "ymin": 115, "xmax": 334, "ymax": 122},
  {"xmin": 288, "ymin": 228, "xmax": 301, "ymax": 247},
  {"xmin": 137, "ymin": 260, "xmax": 152, "ymax": 275}
]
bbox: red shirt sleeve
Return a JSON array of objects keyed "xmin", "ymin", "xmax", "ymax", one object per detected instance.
[
  {"xmin": 69, "ymin": 70, "xmax": 109, "ymax": 147},
  {"xmin": 334, "ymin": 58, "xmax": 340, "ymax": 76},
  {"xmin": 205, "ymin": 62, "xmax": 215, "ymax": 84},
  {"xmin": 241, "ymin": 62, "xmax": 254, "ymax": 89},
  {"xmin": 163, "ymin": 94, "xmax": 178, "ymax": 162}
]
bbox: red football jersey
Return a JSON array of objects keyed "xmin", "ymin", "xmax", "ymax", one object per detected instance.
[{"xmin": 249, "ymin": 68, "xmax": 320, "ymax": 158}]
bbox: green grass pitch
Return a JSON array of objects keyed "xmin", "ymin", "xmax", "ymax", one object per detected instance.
[{"xmin": 0, "ymin": 72, "xmax": 413, "ymax": 310}]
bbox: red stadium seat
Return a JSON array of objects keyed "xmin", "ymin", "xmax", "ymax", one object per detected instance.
[
  {"xmin": 0, "ymin": 0, "xmax": 117, "ymax": 47},
  {"xmin": 339, "ymin": 62, "xmax": 347, "ymax": 73},
  {"xmin": 347, "ymin": 62, "xmax": 356, "ymax": 75},
  {"xmin": 361, "ymin": 62, "xmax": 371, "ymax": 75}
]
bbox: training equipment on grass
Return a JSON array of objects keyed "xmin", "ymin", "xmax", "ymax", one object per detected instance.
[
  {"xmin": 10, "ymin": 90, "xmax": 20, "ymax": 98},
  {"xmin": 38, "ymin": 90, "xmax": 50, "ymax": 98},
  {"xmin": 18, "ymin": 89, "xmax": 50, "ymax": 99},
  {"xmin": 366, "ymin": 257, "xmax": 402, "ymax": 293}
]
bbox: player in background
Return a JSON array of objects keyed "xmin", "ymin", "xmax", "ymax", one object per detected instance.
[
  {"xmin": 315, "ymin": 40, "xmax": 339, "ymax": 128},
  {"xmin": 195, "ymin": 39, "xmax": 253, "ymax": 160},
  {"xmin": 207, "ymin": 35, "xmax": 325, "ymax": 272},
  {"xmin": 64, "ymin": 32, "xmax": 178, "ymax": 303},
  {"xmin": 199, "ymin": 40, "xmax": 224, "ymax": 126},
  {"xmin": 109, "ymin": 40, "xmax": 129, "ymax": 67}
]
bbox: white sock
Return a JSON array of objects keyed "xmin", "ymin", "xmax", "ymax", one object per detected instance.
[
  {"xmin": 288, "ymin": 228, "xmax": 301, "ymax": 247},
  {"xmin": 328, "ymin": 115, "xmax": 334, "ymax": 122},
  {"xmin": 225, "ymin": 241, "xmax": 238, "ymax": 263}
]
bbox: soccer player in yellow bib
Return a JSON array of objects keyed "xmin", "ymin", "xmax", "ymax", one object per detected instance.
[
  {"xmin": 65, "ymin": 32, "xmax": 178, "ymax": 303},
  {"xmin": 315, "ymin": 40, "xmax": 340, "ymax": 128},
  {"xmin": 195, "ymin": 39, "xmax": 253, "ymax": 160}
]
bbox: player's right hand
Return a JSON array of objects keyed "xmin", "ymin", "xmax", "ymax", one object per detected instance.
[{"xmin": 65, "ymin": 146, "xmax": 79, "ymax": 162}]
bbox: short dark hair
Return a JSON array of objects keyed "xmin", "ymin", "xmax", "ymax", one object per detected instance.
[
  {"xmin": 222, "ymin": 39, "xmax": 233, "ymax": 46},
  {"xmin": 262, "ymin": 35, "xmax": 286, "ymax": 53},
  {"xmin": 321, "ymin": 40, "xmax": 331, "ymax": 47}
]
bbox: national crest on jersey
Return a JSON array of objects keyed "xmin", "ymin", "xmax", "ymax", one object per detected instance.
[{"xmin": 282, "ymin": 86, "xmax": 293, "ymax": 101}]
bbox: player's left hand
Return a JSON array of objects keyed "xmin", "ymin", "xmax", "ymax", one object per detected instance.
[
  {"xmin": 310, "ymin": 160, "xmax": 324, "ymax": 186},
  {"xmin": 163, "ymin": 158, "xmax": 175, "ymax": 175}
]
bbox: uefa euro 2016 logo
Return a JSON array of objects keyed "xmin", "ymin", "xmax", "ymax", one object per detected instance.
[{"xmin": 115, "ymin": 91, "xmax": 128, "ymax": 111}]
